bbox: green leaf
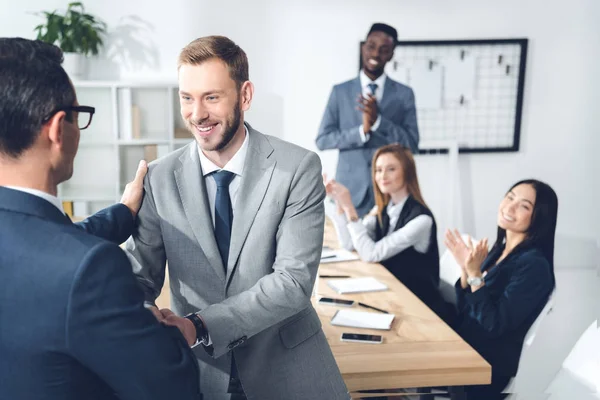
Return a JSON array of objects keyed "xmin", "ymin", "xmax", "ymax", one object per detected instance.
[{"xmin": 33, "ymin": 2, "xmax": 106, "ymax": 55}]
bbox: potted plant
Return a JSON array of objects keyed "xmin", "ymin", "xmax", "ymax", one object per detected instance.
[{"xmin": 33, "ymin": 2, "xmax": 107, "ymax": 79}]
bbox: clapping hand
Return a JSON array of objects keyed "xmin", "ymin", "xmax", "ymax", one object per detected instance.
[
  {"xmin": 444, "ymin": 229, "xmax": 472, "ymax": 270},
  {"xmin": 464, "ymin": 237, "xmax": 489, "ymax": 277},
  {"xmin": 323, "ymin": 174, "xmax": 352, "ymax": 213},
  {"xmin": 357, "ymin": 94, "xmax": 378, "ymax": 133},
  {"xmin": 445, "ymin": 229, "xmax": 488, "ymax": 287}
]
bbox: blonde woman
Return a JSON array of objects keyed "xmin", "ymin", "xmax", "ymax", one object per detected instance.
[{"xmin": 325, "ymin": 144, "xmax": 445, "ymax": 316}]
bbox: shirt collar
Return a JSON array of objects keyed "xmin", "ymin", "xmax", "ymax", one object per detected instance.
[
  {"xmin": 386, "ymin": 194, "xmax": 409, "ymax": 219},
  {"xmin": 198, "ymin": 125, "xmax": 250, "ymax": 177},
  {"xmin": 360, "ymin": 69, "xmax": 387, "ymax": 91},
  {"xmin": 4, "ymin": 186, "xmax": 64, "ymax": 213}
]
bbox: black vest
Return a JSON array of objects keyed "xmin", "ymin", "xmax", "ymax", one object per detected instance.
[{"xmin": 375, "ymin": 196, "xmax": 441, "ymax": 310}]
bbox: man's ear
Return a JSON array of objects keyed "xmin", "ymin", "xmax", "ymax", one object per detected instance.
[
  {"xmin": 240, "ymin": 81, "xmax": 254, "ymax": 112},
  {"xmin": 384, "ymin": 48, "xmax": 394, "ymax": 63},
  {"xmin": 46, "ymin": 111, "xmax": 67, "ymax": 147}
]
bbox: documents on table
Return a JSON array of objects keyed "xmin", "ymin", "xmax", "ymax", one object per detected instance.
[
  {"xmin": 327, "ymin": 277, "xmax": 388, "ymax": 294},
  {"xmin": 331, "ymin": 309, "xmax": 395, "ymax": 330},
  {"xmin": 320, "ymin": 248, "xmax": 359, "ymax": 263}
]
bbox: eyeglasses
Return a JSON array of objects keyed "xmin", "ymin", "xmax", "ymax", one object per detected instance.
[{"xmin": 42, "ymin": 105, "xmax": 96, "ymax": 130}]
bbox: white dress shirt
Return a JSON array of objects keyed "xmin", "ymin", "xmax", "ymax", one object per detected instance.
[
  {"xmin": 328, "ymin": 195, "xmax": 433, "ymax": 263},
  {"xmin": 197, "ymin": 125, "xmax": 250, "ymax": 225},
  {"xmin": 193, "ymin": 125, "xmax": 249, "ymax": 346},
  {"xmin": 3, "ymin": 186, "xmax": 64, "ymax": 213},
  {"xmin": 358, "ymin": 69, "xmax": 386, "ymax": 142}
]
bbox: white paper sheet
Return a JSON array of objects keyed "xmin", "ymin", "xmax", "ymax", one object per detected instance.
[
  {"xmin": 327, "ymin": 277, "xmax": 388, "ymax": 294},
  {"xmin": 409, "ymin": 60, "xmax": 442, "ymax": 109},
  {"xmin": 444, "ymin": 54, "xmax": 477, "ymax": 104},
  {"xmin": 331, "ymin": 309, "xmax": 395, "ymax": 330},
  {"xmin": 320, "ymin": 248, "xmax": 359, "ymax": 264},
  {"xmin": 385, "ymin": 59, "xmax": 409, "ymax": 84}
]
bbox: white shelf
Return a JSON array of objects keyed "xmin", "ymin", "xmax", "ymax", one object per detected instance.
[
  {"xmin": 59, "ymin": 185, "xmax": 117, "ymax": 202},
  {"xmin": 60, "ymin": 195, "xmax": 117, "ymax": 202},
  {"xmin": 118, "ymin": 139, "xmax": 170, "ymax": 146},
  {"xmin": 73, "ymin": 80, "xmax": 177, "ymax": 88},
  {"xmin": 67, "ymin": 81, "xmax": 183, "ymax": 215},
  {"xmin": 174, "ymin": 139, "xmax": 194, "ymax": 145},
  {"xmin": 79, "ymin": 141, "xmax": 116, "ymax": 146}
]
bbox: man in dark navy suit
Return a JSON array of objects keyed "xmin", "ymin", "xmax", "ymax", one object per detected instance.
[{"xmin": 0, "ymin": 38, "xmax": 201, "ymax": 400}]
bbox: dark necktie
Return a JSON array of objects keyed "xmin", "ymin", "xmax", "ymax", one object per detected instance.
[
  {"xmin": 212, "ymin": 171, "xmax": 245, "ymax": 395},
  {"xmin": 367, "ymin": 82, "xmax": 378, "ymax": 96},
  {"xmin": 212, "ymin": 170, "xmax": 235, "ymax": 270}
]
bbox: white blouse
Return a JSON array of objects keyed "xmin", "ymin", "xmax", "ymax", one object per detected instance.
[{"xmin": 328, "ymin": 196, "xmax": 433, "ymax": 263}]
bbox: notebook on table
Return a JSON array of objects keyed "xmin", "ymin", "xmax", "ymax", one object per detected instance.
[
  {"xmin": 326, "ymin": 277, "xmax": 388, "ymax": 294},
  {"xmin": 330, "ymin": 309, "xmax": 395, "ymax": 330},
  {"xmin": 320, "ymin": 248, "xmax": 359, "ymax": 263}
]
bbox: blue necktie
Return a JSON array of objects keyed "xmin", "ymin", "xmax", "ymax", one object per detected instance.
[
  {"xmin": 367, "ymin": 82, "xmax": 378, "ymax": 96},
  {"xmin": 212, "ymin": 170, "xmax": 245, "ymax": 395},
  {"xmin": 212, "ymin": 170, "xmax": 235, "ymax": 270}
]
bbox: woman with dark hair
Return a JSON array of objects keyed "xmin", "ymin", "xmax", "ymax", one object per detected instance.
[
  {"xmin": 445, "ymin": 179, "xmax": 558, "ymax": 399},
  {"xmin": 325, "ymin": 144, "xmax": 445, "ymax": 316}
]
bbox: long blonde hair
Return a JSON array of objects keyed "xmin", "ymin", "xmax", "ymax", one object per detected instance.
[{"xmin": 372, "ymin": 144, "xmax": 427, "ymax": 225}]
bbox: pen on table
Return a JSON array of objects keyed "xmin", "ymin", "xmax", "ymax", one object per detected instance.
[
  {"xmin": 358, "ymin": 302, "xmax": 389, "ymax": 314},
  {"xmin": 318, "ymin": 275, "xmax": 351, "ymax": 278},
  {"xmin": 320, "ymin": 255, "xmax": 337, "ymax": 260}
]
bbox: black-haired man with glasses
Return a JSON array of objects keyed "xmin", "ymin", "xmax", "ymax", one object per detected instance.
[
  {"xmin": 44, "ymin": 105, "xmax": 96, "ymax": 130},
  {"xmin": 0, "ymin": 37, "xmax": 201, "ymax": 400}
]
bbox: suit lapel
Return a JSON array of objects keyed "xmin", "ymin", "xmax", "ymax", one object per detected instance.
[
  {"xmin": 227, "ymin": 126, "xmax": 275, "ymax": 285},
  {"xmin": 174, "ymin": 144, "xmax": 226, "ymax": 281},
  {"xmin": 350, "ymin": 77, "xmax": 362, "ymax": 126},
  {"xmin": 351, "ymin": 76, "xmax": 374, "ymax": 166},
  {"xmin": 379, "ymin": 77, "xmax": 396, "ymax": 116}
]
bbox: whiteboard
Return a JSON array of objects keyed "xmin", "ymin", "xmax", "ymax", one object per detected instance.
[{"xmin": 362, "ymin": 38, "xmax": 528, "ymax": 153}]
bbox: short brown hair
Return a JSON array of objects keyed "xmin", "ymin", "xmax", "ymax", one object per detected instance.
[
  {"xmin": 178, "ymin": 35, "xmax": 249, "ymax": 89},
  {"xmin": 371, "ymin": 144, "xmax": 428, "ymax": 224}
]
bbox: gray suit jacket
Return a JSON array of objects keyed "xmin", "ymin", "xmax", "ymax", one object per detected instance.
[
  {"xmin": 316, "ymin": 76, "xmax": 419, "ymax": 214},
  {"xmin": 126, "ymin": 125, "xmax": 349, "ymax": 400}
]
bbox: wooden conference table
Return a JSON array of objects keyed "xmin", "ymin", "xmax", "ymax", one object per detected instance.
[
  {"xmin": 155, "ymin": 220, "xmax": 491, "ymax": 396},
  {"xmin": 313, "ymin": 221, "xmax": 490, "ymax": 396}
]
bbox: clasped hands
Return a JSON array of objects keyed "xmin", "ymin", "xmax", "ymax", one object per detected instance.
[
  {"xmin": 147, "ymin": 306, "xmax": 197, "ymax": 347},
  {"xmin": 356, "ymin": 94, "xmax": 378, "ymax": 133}
]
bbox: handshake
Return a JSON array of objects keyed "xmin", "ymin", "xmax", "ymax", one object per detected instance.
[{"xmin": 147, "ymin": 306, "xmax": 198, "ymax": 347}]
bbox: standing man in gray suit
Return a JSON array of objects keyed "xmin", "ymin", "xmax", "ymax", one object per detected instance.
[
  {"xmin": 316, "ymin": 23, "xmax": 419, "ymax": 217},
  {"xmin": 125, "ymin": 36, "xmax": 349, "ymax": 400}
]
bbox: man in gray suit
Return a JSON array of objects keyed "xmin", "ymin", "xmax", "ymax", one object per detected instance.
[
  {"xmin": 125, "ymin": 36, "xmax": 349, "ymax": 400},
  {"xmin": 316, "ymin": 23, "xmax": 419, "ymax": 217}
]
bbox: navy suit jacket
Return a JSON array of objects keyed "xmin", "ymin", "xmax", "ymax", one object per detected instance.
[
  {"xmin": 0, "ymin": 187, "xmax": 201, "ymax": 400},
  {"xmin": 316, "ymin": 76, "xmax": 419, "ymax": 214},
  {"xmin": 454, "ymin": 246, "xmax": 553, "ymax": 377}
]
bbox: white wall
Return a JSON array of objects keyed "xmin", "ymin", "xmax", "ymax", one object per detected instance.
[
  {"xmin": 2, "ymin": 0, "xmax": 599, "ymax": 395},
  {"xmin": 3, "ymin": 0, "xmax": 597, "ymax": 254}
]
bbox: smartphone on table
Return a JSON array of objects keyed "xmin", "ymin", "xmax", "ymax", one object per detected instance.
[
  {"xmin": 317, "ymin": 297, "xmax": 355, "ymax": 307},
  {"xmin": 340, "ymin": 332, "xmax": 383, "ymax": 344}
]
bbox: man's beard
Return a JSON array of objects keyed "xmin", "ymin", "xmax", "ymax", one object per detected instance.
[
  {"xmin": 186, "ymin": 100, "xmax": 242, "ymax": 152},
  {"xmin": 214, "ymin": 101, "xmax": 241, "ymax": 151}
]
